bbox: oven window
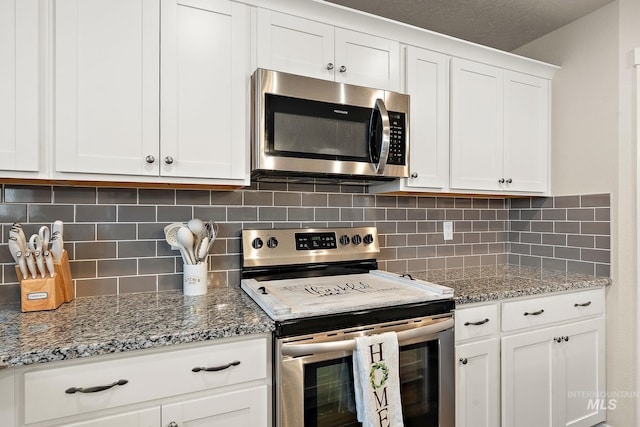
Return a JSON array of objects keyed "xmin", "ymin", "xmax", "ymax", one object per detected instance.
[{"xmin": 303, "ymin": 341, "xmax": 439, "ymax": 427}]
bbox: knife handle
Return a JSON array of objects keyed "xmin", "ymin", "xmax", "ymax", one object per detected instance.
[
  {"xmin": 25, "ymin": 252, "xmax": 38, "ymax": 279},
  {"xmin": 44, "ymin": 251, "xmax": 55, "ymax": 278}
]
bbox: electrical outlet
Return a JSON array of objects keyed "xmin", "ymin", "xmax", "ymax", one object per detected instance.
[{"xmin": 443, "ymin": 221, "xmax": 453, "ymax": 241}]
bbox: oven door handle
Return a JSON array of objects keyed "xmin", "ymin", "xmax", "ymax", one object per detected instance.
[{"xmin": 280, "ymin": 317, "xmax": 453, "ymax": 357}]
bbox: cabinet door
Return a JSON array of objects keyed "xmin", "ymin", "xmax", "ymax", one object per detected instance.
[
  {"xmin": 256, "ymin": 9, "xmax": 334, "ymax": 81},
  {"xmin": 66, "ymin": 407, "xmax": 160, "ymax": 427},
  {"xmin": 405, "ymin": 46, "xmax": 449, "ymax": 189},
  {"xmin": 0, "ymin": 0, "xmax": 40, "ymax": 173},
  {"xmin": 450, "ymin": 58, "xmax": 503, "ymax": 192},
  {"xmin": 162, "ymin": 385, "xmax": 268, "ymax": 427},
  {"xmin": 503, "ymin": 71, "xmax": 549, "ymax": 193},
  {"xmin": 334, "ymin": 28, "xmax": 400, "ymax": 91},
  {"xmin": 502, "ymin": 327, "xmax": 557, "ymax": 427},
  {"xmin": 55, "ymin": 0, "xmax": 160, "ymax": 176},
  {"xmin": 558, "ymin": 319, "xmax": 606, "ymax": 427},
  {"xmin": 455, "ymin": 339, "xmax": 500, "ymax": 427},
  {"xmin": 161, "ymin": 0, "xmax": 249, "ymax": 180}
]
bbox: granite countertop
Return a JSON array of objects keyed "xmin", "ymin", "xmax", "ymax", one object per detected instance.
[
  {"xmin": 0, "ymin": 266, "xmax": 611, "ymax": 369},
  {"xmin": 410, "ymin": 265, "xmax": 611, "ymax": 305},
  {"xmin": 0, "ymin": 286, "xmax": 274, "ymax": 368}
]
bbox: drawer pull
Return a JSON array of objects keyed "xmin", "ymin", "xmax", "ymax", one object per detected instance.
[
  {"xmin": 464, "ymin": 318, "xmax": 490, "ymax": 326},
  {"xmin": 459, "ymin": 358, "xmax": 468, "ymax": 365},
  {"xmin": 574, "ymin": 301, "xmax": 592, "ymax": 307},
  {"xmin": 65, "ymin": 379, "xmax": 128, "ymax": 394},
  {"xmin": 192, "ymin": 360, "xmax": 241, "ymax": 372},
  {"xmin": 524, "ymin": 309, "xmax": 544, "ymax": 316}
]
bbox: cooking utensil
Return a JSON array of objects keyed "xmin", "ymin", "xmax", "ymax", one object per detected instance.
[
  {"xmin": 164, "ymin": 222, "xmax": 186, "ymax": 249},
  {"xmin": 196, "ymin": 236, "xmax": 209, "ymax": 263},
  {"xmin": 28, "ymin": 234, "xmax": 46, "ymax": 278},
  {"xmin": 9, "ymin": 237, "xmax": 28, "ymax": 279},
  {"xmin": 205, "ymin": 221, "xmax": 218, "ymax": 253},
  {"xmin": 187, "ymin": 218, "xmax": 205, "ymax": 250},
  {"xmin": 51, "ymin": 220, "xmax": 65, "ymax": 262},
  {"xmin": 177, "ymin": 226, "xmax": 196, "ymax": 265},
  {"xmin": 24, "ymin": 248, "xmax": 38, "ymax": 279}
]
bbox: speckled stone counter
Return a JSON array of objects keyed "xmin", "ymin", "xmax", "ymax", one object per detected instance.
[
  {"xmin": 0, "ymin": 266, "xmax": 611, "ymax": 369},
  {"xmin": 411, "ymin": 265, "xmax": 611, "ymax": 305},
  {"xmin": 0, "ymin": 286, "xmax": 274, "ymax": 368}
]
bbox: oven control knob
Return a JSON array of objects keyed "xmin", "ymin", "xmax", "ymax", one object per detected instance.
[
  {"xmin": 267, "ymin": 237, "xmax": 278, "ymax": 249},
  {"xmin": 251, "ymin": 237, "xmax": 263, "ymax": 250},
  {"xmin": 363, "ymin": 234, "xmax": 374, "ymax": 245},
  {"xmin": 339, "ymin": 235, "xmax": 350, "ymax": 245},
  {"xmin": 352, "ymin": 234, "xmax": 362, "ymax": 245}
]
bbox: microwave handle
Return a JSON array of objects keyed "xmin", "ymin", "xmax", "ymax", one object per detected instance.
[
  {"xmin": 371, "ymin": 98, "xmax": 391, "ymax": 175},
  {"xmin": 280, "ymin": 317, "xmax": 453, "ymax": 357}
]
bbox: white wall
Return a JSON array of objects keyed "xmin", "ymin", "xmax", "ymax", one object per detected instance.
[{"xmin": 515, "ymin": 2, "xmax": 638, "ymax": 425}]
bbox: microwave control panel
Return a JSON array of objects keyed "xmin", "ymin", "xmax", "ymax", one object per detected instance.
[{"xmin": 387, "ymin": 112, "xmax": 406, "ymax": 166}]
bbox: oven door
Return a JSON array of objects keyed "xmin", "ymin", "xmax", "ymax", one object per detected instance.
[{"xmin": 276, "ymin": 316, "xmax": 454, "ymax": 427}]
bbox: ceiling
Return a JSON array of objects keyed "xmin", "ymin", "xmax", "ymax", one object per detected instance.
[{"xmin": 323, "ymin": 0, "xmax": 615, "ymax": 51}]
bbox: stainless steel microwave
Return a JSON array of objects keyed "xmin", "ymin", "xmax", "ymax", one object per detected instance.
[{"xmin": 251, "ymin": 69, "xmax": 410, "ymax": 182}]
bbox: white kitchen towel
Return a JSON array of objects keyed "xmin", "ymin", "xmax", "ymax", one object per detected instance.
[{"xmin": 353, "ymin": 331, "xmax": 404, "ymax": 427}]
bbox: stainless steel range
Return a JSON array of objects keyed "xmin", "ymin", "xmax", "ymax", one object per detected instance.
[{"xmin": 241, "ymin": 226, "xmax": 455, "ymax": 427}]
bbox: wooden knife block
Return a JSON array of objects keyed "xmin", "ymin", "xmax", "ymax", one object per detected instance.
[
  {"xmin": 17, "ymin": 268, "xmax": 63, "ymax": 312},
  {"xmin": 18, "ymin": 250, "xmax": 74, "ymax": 312},
  {"xmin": 54, "ymin": 250, "xmax": 75, "ymax": 303}
]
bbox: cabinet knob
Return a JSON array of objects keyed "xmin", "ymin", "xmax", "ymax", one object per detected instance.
[
  {"xmin": 506, "ymin": 178, "xmax": 513, "ymax": 184},
  {"xmin": 164, "ymin": 156, "xmax": 174, "ymax": 165},
  {"xmin": 563, "ymin": 336, "xmax": 570, "ymax": 342},
  {"xmin": 410, "ymin": 172, "xmax": 418, "ymax": 179},
  {"xmin": 554, "ymin": 337, "xmax": 562, "ymax": 343},
  {"xmin": 327, "ymin": 62, "xmax": 334, "ymax": 70},
  {"xmin": 168, "ymin": 422, "xmax": 178, "ymax": 427},
  {"xmin": 498, "ymin": 178, "xmax": 505, "ymax": 184},
  {"xmin": 459, "ymin": 358, "xmax": 468, "ymax": 365},
  {"xmin": 145, "ymin": 155, "xmax": 155, "ymax": 164},
  {"xmin": 339, "ymin": 65, "xmax": 347, "ymax": 72}
]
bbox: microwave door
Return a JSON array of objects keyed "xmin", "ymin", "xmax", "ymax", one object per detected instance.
[{"xmin": 369, "ymin": 98, "xmax": 391, "ymax": 175}]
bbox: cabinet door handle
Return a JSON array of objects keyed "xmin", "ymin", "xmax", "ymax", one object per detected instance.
[
  {"xmin": 339, "ymin": 65, "xmax": 347, "ymax": 72},
  {"xmin": 464, "ymin": 318, "xmax": 490, "ymax": 326},
  {"xmin": 563, "ymin": 336, "xmax": 570, "ymax": 342},
  {"xmin": 498, "ymin": 178, "xmax": 505, "ymax": 184},
  {"xmin": 65, "ymin": 379, "xmax": 128, "ymax": 394},
  {"xmin": 410, "ymin": 172, "xmax": 418, "ymax": 179},
  {"xmin": 192, "ymin": 360, "xmax": 240, "ymax": 372},
  {"xmin": 524, "ymin": 309, "xmax": 544, "ymax": 316},
  {"xmin": 145, "ymin": 155, "xmax": 155, "ymax": 164},
  {"xmin": 459, "ymin": 358, "xmax": 468, "ymax": 365},
  {"xmin": 327, "ymin": 62, "xmax": 334, "ymax": 70},
  {"xmin": 554, "ymin": 337, "xmax": 562, "ymax": 343},
  {"xmin": 164, "ymin": 156, "xmax": 174, "ymax": 165},
  {"xmin": 168, "ymin": 422, "xmax": 178, "ymax": 427},
  {"xmin": 574, "ymin": 301, "xmax": 592, "ymax": 307},
  {"xmin": 506, "ymin": 178, "xmax": 513, "ymax": 184}
]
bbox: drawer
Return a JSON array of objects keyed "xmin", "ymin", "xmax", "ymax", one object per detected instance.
[
  {"xmin": 502, "ymin": 288, "xmax": 604, "ymax": 332},
  {"xmin": 23, "ymin": 336, "xmax": 267, "ymax": 424},
  {"xmin": 455, "ymin": 303, "xmax": 499, "ymax": 342}
]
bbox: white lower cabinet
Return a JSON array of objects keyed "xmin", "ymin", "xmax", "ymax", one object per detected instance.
[
  {"xmin": 455, "ymin": 338, "xmax": 500, "ymax": 427},
  {"xmin": 502, "ymin": 318, "xmax": 606, "ymax": 427},
  {"xmin": 162, "ymin": 385, "xmax": 268, "ymax": 427},
  {"xmin": 455, "ymin": 288, "xmax": 606, "ymax": 427},
  {"xmin": 14, "ymin": 335, "xmax": 270, "ymax": 427},
  {"xmin": 455, "ymin": 302, "xmax": 500, "ymax": 427}
]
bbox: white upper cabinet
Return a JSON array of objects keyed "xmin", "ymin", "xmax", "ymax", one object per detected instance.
[
  {"xmin": 256, "ymin": 9, "xmax": 400, "ymax": 91},
  {"xmin": 0, "ymin": 0, "xmax": 41, "ymax": 174},
  {"xmin": 54, "ymin": 0, "xmax": 249, "ymax": 185},
  {"xmin": 54, "ymin": 0, "xmax": 160, "ymax": 177},
  {"xmin": 503, "ymin": 70, "xmax": 550, "ymax": 193},
  {"xmin": 450, "ymin": 58, "xmax": 550, "ymax": 194},
  {"xmin": 404, "ymin": 46, "xmax": 449, "ymax": 189},
  {"xmin": 161, "ymin": 0, "xmax": 249, "ymax": 180}
]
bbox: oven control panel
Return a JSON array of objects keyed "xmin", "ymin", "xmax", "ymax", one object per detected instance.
[{"xmin": 242, "ymin": 227, "xmax": 379, "ymax": 267}]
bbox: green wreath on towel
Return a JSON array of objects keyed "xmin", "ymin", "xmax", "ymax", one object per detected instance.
[{"xmin": 369, "ymin": 362, "xmax": 390, "ymax": 389}]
